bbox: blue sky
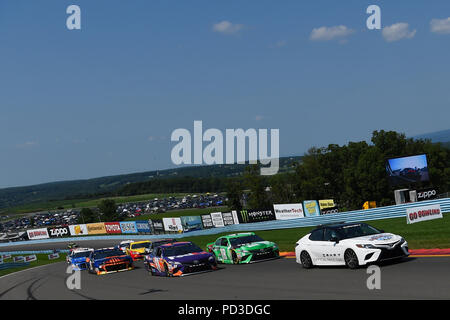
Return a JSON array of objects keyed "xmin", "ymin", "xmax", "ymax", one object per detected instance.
[
  {"xmin": 388, "ymin": 154, "xmax": 428, "ymax": 171},
  {"xmin": 1, "ymin": 0, "xmax": 450, "ymax": 188}
]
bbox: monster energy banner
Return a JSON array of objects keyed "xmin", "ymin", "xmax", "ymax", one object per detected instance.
[{"xmin": 238, "ymin": 209, "xmax": 275, "ymax": 223}]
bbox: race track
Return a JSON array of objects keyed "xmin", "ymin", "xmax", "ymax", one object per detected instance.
[{"xmin": 1, "ymin": 239, "xmax": 450, "ymax": 299}]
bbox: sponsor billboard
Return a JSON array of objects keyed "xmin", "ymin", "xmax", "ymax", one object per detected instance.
[
  {"xmin": 210, "ymin": 212, "xmax": 225, "ymax": 228},
  {"xmin": 104, "ymin": 222, "xmax": 122, "ymax": 234},
  {"xmin": 407, "ymin": 204, "xmax": 442, "ymax": 224},
  {"xmin": 222, "ymin": 212, "xmax": 237, "ymax": 226},
  {"xmin": 0, "ymin": 257, "xmax": 3, "ymax": 264},
  {"xmin": 163, "ymin": 217, "xmax": 183, "ymax": 233},
  {"xmin": 25, "ymin": 255, "xmax": 37, "ymax": 263},
  {"xmin": 320, "ymin": 206, "xmax": 339, "ymax": 215},
  {"xmin": 47, "ymin": 226, "xmax": 70, "ymax": 238},
  {"xmin": 319, "ymin": 199, "xmax": 335, "ymax": 210},
  {"xmin": 69, "ymin": 224, "xmax": 88, "ymax": 236},
  {"xmin": 27, "ymin": 228, "xmax": 50, "ymax": 240},
  {"xmin": 201, "ymin": 214, "xmax": 214, "ymax": 229},
  {"xmin": 238, "ymin": 209, "xmax": 276, "ymax": 223},
  {"xmin": 120, "ymin": 221, "xmax": 138, "ymax": 234},
  {"xmin": 417, "ymin": 188, "xmax": 438, "ymax": 201},
  {"xmin": 135, "ymin": 220, "xmax": 152, "ymax": 233},
  {"xmin": 86, "ymin": 223, "xmax": 106, "ymax": 235},
  {"xmin": 273, "ymin": 203, "xmax": 304, "ymax": 220},
  {"xmin": 180, "ymin": 216, "xmax": 203, "ymax": 232},
  {"xmin": 303, "ymin": 200, "xmax": 321, "ymax": 217},
  {"xmin": 386, "ymin": 154, "xmax": 430, "ymax": 186},
  {"xmin": 13, "ymin": 256, "xmax": 24, "ymax": 263},
  {"xmin": 48, "ymin": 253, "xmax": 60, "ymax": 260},
  {"xmin": 150, "ymin": 219, "xmax": 164, "ymax": 234}
]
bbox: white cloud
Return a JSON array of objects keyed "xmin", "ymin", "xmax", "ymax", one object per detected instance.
[
  {"xmin": 212, "ymin": 21, "xmax": 244, "ymax": 35},
  {"xmin": 310, "ymin": 25, "xmax": 355, "ymax": 41},
  {"xmin": 382, "ymin": 23, "xmax": 416, "ymax": 42},
  {"xmin": 430, "ymin": 17, "xmax": 450, "ymax": 34}
]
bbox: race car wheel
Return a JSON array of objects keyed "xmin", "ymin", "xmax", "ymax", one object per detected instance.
[
  {"xmin": 231, "ymin": 250, "xmax": 239, "ymax": 264},
  {"xmin": 300, "ymin": 251, "xmax": 313, "ymax": 269},
  {"xmin": 344, "ymin": 249, "xmax": 359, "ymax": 269}
]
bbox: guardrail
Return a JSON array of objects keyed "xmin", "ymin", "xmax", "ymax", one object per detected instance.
[
  {"xmin": 0, "ymin": 197, "xmax": 448, "ymax": 247},
  {"xmin": 0, "ymin": 262, "xmax": 30, "ymax": 271}
]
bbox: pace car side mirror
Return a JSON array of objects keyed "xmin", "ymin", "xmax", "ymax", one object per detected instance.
[{"xmin": 330, "ymin": 237, "xmax": 339, "ymax": 244}]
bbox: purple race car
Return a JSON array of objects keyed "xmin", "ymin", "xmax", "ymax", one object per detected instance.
[{"xmin": 145, "ymin": 241, "xmax": 218, "ymax": 277}]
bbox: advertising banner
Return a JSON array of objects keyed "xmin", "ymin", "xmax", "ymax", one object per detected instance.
[
  {"xmin": 69, "ymin": 224, "xmax": 88, "ymax": 236},
  {"xmin": 407, "ymin": 204, "xmax": 442, "ymax": 224},
  {"xmin": 180, "ymin": 216, "xmax": 203, "ymax": 232},
  {"xmin": 303, "ymin": 200, "xmax": 321, "ymax": 217},
  {"xmin": 320, "ymin": 206, "xmax": 339, "ymax": 215},
  {"xmin": 2, "ymin": 254, "xmax": 11, "ymax": 260},
  {"xmin": 104, "ymin": 222, "xmax": 122, "ymax": 234},
  {"xmin": 232, "ymin": 211, "xmax": 240, "ymax": 225},
  {"xmin": 273, "ymin": 203, "xmax": 304, "ymax": 220},
  {"xmin": 0, "ymin": 257, "xmax": 3, "ymax": 264},
  {"xmin": 25, "ymin": 255, "xmax": 37, "ymax": 263},
  {"xmin": 13, "ymin": 256, "xmax": 24, "ymax": 263},
  {"xmin": 319, "ymin": 199, "xmax": 335, "ymax": 210},
  {"xmin": 135, "ymin": 220, "xmax": 152, "ymax": 233},
  {"xmin": 238, "ymin": 209, "xmax": 276, "ymax": 223},
  {"xmin": 86, "ymin": 223, "xmax": 106, "ymax": 235},
  {"xmin": 27, "ymin": 228, "xmax": 50, "ymax": 240},
  {"xmin": 47, "ymin": 226, "xmax": 70, "ymax": 238},
  {"xmin": 48, "ymin": 253, "xmax": 60, "ymax": 260},
  {"xmin": 120, "ymin": 221, "xmax": 138, "ymax": 234},
  {"xmin": 163, "ymin": 217, "xmax": 183, "ymax": 233},
  {"xmin": 201, "ymin": 214, "xmax": 214, "ymax": 229},
  {"xmin": 416, "ymin": 188, "xmax": 438, "ymax": 201},
  {"xmin": 150, "ymin": 219, "xmax": 164, "ymax": 234},
  {"xmin": 210, "ymin": 212, "xmax": 225, "ymax": 228},
  {"xmin": 221, "ymin": 212, "xmax": 236, "ymax": 226}
]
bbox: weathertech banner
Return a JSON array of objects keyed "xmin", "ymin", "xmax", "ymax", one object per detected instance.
[
  {"xmin": 27, "ymin": 228, "xmax": 50, "ymax": 240},
  {"xmin": 407, "ymin": 204, "xmax": 442, "ymax": 224},
  {"xmin": 303, "ymin": 200, "xmax": 321, "ymax": 217},
  {"xmin": 104, "ymin": 222, "xmax": 122, "ymax": 234},
  {"xmin": 238, "ymin": 209, "xmax": 275, "ymax": 223},
  {"xmin": 120, "ymin": 221, "xmax": 138, "ymax": 234},
  {"xmin": 47, "ymin": 226, "xmax": 70, "ymax": 238},
  {"xmin": 86, "ymin": 223, "xmax": 106, "ymax": 235},
  {"xmin": 163, "ymin": 217, "xmax": 183, "ymax": 233},
  {"xmin": 69, "ymin": 224, "xmax": 88, "ymax": 236},
  {"xmin": 273, "ymin": 203, "xmax": 304, "ymax": 220}
]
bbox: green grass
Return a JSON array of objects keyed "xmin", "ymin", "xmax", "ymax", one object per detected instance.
[
  {"xmin": 125, "ymin": 206, "xmax": 228, "ymax": 221},
  {"xmin": 2, "ymin": 193, "xmax": 190, "ymax": 215},
  {"xmin": 179, "ymin": 214, "xmax": 450, "ymax": 252},
  {"xmin": 0, "ymin": 253, "xmax": 66, "ymax": 277}
]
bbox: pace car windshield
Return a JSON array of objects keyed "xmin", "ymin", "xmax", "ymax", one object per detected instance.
[
  {"xmin": 337, "ymin": 224, "xmax": 381, "ymax": 240},
  {"xmin": 229, "ymin": 235, "xmax": 264, "ymax": 247},
  {"xmin": 163, "ymin": 244, "xmax": 203, "ymax": 257}
]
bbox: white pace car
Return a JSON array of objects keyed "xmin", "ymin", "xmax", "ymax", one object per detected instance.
[{"xmin": 295, "ymin": 222, "xmax": 409, "ymax": 269}]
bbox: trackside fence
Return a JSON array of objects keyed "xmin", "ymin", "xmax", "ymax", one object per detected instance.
[{"xmin": 0, "ymin": 197, "xmax": 449, "ymax": 247}]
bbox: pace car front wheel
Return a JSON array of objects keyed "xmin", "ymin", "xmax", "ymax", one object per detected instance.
[
  {"xmin": 300, "ymin": 251, "xmax": 313, "ymax": 269},
  {"xmin": 344, "ymin": 249, "xmax": 359, "ymax": 269}
]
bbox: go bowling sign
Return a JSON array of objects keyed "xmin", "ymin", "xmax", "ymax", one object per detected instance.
[{"xmin": 406, "ymin": 204, "xmax": 442, "ymax": 224}]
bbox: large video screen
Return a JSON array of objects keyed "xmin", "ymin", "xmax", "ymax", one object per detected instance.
[{"xmin": 386, "ymin": 154, "xmax": 429, "ymax": 186}]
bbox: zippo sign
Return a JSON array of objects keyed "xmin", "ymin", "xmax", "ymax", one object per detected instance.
[
  {"xmin": 417, "ymin": 188, "xmax": 438, "ymax": 201},
  {"xmin": 48, "ymin": 226, "xmax": 70, "ymax": 238},
  {"xmin": 407, "ymin": 204, "xmax": 442, "ymax": 224}
]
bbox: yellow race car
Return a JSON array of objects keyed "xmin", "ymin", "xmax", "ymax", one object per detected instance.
[{"xmin": 126, "ymin": 240, "xmax": 152, "ymax": 261}]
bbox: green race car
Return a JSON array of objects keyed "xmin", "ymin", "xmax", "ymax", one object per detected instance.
[{"xmin": 206, "ymin": 232, "xmax": 280, "ymax": 264}]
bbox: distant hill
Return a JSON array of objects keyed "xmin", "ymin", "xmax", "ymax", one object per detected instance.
[
  {"xmin": 414, "ymin": 129, "xmax": 450, "ymax": 143},
  {"xmin": 0, "ymin": 156, "xmax": 301, "ymax": 210}
]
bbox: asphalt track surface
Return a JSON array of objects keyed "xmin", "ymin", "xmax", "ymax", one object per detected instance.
[{"xmin": 1, "ymin": 239, "xmax": 450, "ymax": 299}]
